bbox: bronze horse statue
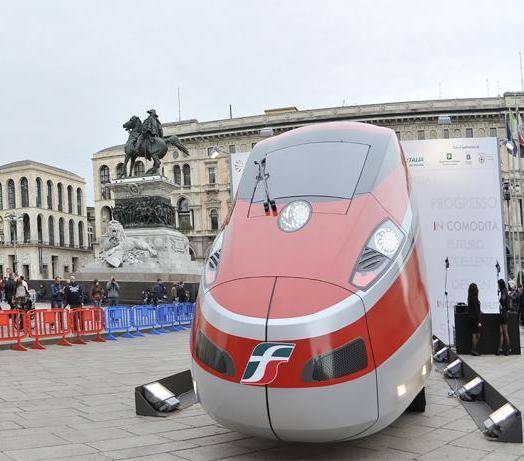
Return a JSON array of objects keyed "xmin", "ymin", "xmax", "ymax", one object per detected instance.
[{"xmin": 122, "ymin": 116, "xmax": 189, "ymax": 176}]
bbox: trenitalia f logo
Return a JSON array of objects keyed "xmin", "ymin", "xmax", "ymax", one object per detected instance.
[{"xmin": 240, "ymin": 343, "xmax": 295, "ymax": 386}]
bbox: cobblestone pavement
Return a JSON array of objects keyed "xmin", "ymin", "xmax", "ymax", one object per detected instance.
[{"xmin": 0, "ymin": 331, "xmax": 522, "ymax": 461}]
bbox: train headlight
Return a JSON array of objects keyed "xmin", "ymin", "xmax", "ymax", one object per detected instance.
[
  {"xmin": 278, "ymin": 200, "xmax": 312, "ymax": 232},
  {"xmin": 350, "ymin": 220, "xmax": 405, "ymax": 290},
  {"xmin": 204, "ymin": 230, "xmax": 224, "ymax": 287}
]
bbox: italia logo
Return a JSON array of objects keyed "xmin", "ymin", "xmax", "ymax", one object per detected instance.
[{"xmin": 240, "ymin": 342, "xmax": 295, "ymax": 386}]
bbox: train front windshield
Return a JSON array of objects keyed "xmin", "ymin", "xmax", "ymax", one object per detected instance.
[{"xmin": 245, "ymin": 142, "xmax": 370, "ymax": 203}]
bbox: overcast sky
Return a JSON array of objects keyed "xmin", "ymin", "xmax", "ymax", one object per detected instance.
[{"xmin": 1, "ymin": 0, "xmax": 523, "ymax": 204}]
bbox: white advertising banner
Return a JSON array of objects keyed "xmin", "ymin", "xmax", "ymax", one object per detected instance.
[
  {"xmin": 227, "ymin": 138, "xmax": 506, "ymax": 341},
  {"xmin": 402, "ymin": 138, "xmax": 506, "ymax": 341}
]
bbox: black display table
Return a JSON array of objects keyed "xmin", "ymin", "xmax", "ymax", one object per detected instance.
[{"xmin": 455, "ymin": 310, "xmax": 521, "ymax": 355}]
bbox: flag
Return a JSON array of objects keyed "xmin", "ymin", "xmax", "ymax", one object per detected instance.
[
  {"xmin": 506, "ymin": 113, "xmax": 518, "ymax": 156},
  {"xmin": 517, "ymin": 110, "xmax": 524, "ymax": 147}
]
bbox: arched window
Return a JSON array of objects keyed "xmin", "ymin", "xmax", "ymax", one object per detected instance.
[
  {"xmin": 58, "ymin": 218, "xmax": 65, "ymax": 247},
  {"xmin": 7, "ymin": 179, "xmax": 15, "ymax": 209},
  {"xmin": 100, "ymin": 165, "xmax": 111, "ymax": 199},
  {"xmin": 76, "ymin": 188, "xmax": 82, "ymax": 215},
  {"xmin": 57, "ymin": 183, "xmax": 64, "ymax": 211},
  {"xmin": 48, "ymin": 216, "xmax": 55, "ymax": 246},
  {"xmin": 101, "ymin": 206, "xmax": 112, "ymax": 234},
  {"xmin": 67, "ymin": 185, "xmax": 73, "ymax": 214},
  {"xmin": 116, "ymin": 162, "xmax": 125, "ymax": 178},
  {"xmin": 177, "ymin": 197, "xmax": 191, "ymax": 230},
  {"xmin": 78, "ymin": 221, "xmax": 84, "ymax": 248},
  {"xmin": 0, "ymin": 183, "xmax": 3, "ymax": 210},
  {"xmin": 173, "ymin": 165, "xmax": 181, "ymax": 185},
  {"xmin": 183, "ymin": 164, "xmax": 191, "ymax": 186},
  {"xmin": 36, "ymin": 178, "xmax": 42, "ymax": 208},
  {"xmin": 69, "ymin": 219, "xmax": 75, "ymax": 247},
  {"xmin": 20, "ymin": 177, "xmax": 29, "ymax": 208},
  {"xmin": 47, "ymin": 180, "xmax": 53, "ymax": 209},
  {"xmin": 210, "ymin": 209, "xmax": 219, "ymax": 231},
  {"xmin": 10, "ymin": 219, "xmax": 17, "ymax": 244},
  {"xmin": 22, "ymin": 214, "xmax": 30, "ymax": 243},
  {"xmin": 134, "ymin": 161, "xmax": 145, "ymax": 176},
  {"xmin": 37, "ymin": 215, "xmax": 43, "ymax": 244}
]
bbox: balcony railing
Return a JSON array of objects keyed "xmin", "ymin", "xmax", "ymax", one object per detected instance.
[{"xmin": 0, "ymin": 240, "xmax": 93, "ymax": 251}]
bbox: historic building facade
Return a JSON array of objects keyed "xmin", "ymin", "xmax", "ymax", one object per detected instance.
[
  {"xmin": 0, "ymin": 160, "xmax": 92, "ymax": 280},
  {"xmin": 92, "ymin": 92, "xmax": 524, "ymax": 274}
]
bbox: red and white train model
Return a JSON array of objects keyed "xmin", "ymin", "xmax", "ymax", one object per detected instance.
[{"xmin": 190, "ymin": 122, "xmax": 432, "ymax": 442}]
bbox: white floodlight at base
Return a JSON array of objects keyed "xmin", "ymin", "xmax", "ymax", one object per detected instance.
[
  {"xmin": 458, "ymin": 376, "xmax": 484, "ymax": 402},
  {"xmin": 438, "ymin": 115, "xmax": 452, "ymax": 125},
  {"xmin": 483, "ymin": 403, "xmax": 520, "ymax": 439},
  {"xmin": 433, "ymin": 346, "xmax": 449, "ymax": 363},
  {"xmin": 259, "ymin": 127, "xmax": 274, "ymax": 137},
  {"xmin": 432, "ymin": 338, "xmax": 440, "ymax": 353},
  {"xmin": 444, "ymin": 359, "xmax": 463, "ymax": 378},
  {"xmin": 143, "ymin": 382, "xmax": 180, "ymax": 412}
]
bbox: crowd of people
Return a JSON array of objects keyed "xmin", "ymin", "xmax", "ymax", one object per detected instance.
[
  {"xmin": 467, "ymin": 278, "xmax": 523, "ymax": 356},
  {"xmin": 1, "ymin": 269, "xmax": 191, "ymax": 311}
]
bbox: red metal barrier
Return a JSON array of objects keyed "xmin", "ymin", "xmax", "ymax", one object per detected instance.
[
  {"xmin": 69, "ymin": 307, "xmax": 106, "ymax": 344},
  {"xmin": 0, "ymin": 310, "xmax": 27, "ymax": 351},
  {"xmin": 25, "ymin": 309, "xmax": 72, "ymax": 349}
]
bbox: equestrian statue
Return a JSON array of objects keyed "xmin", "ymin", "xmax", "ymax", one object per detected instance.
[{"xmin": 122, "ymin": 109, "xmax": 189, "ymax": 176}]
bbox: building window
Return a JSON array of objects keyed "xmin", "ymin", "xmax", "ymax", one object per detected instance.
[
  {"xmin": 183, "ymin": 164, "xmax": 191, "ymax": 187},
  {"xmin": 20, "ymin": 177, "xmax": 29, "ymax": 208},
  {"xmin": 78, "ymin": 221, "xmax": 84, "ymax": 248},
  {"xmin": 76, "ymin": 188, "xmax": 82, "ymax": 215},
  {"xmin": 67, "ymin": 185, "xmax": 73, "ymax": 214},
  {"xmin": 134, "ymin": 161, "xmax": 145, "ymax": 176},
  {"xmin": 48, "ymin": 216, "xmax": 55, "ymax": 245},
  {"xmin": 9, "ymin": 220, "xmax": 17, "ymax": 244},
  {"xmin": 59, "ymin": 218, "xmax": 65, "ymax": 247},
  {"xmin": 57, "ymin": 183, "xmax": 63, "ymax": 211},
  {"xmin": 395, "ymin": 131, "xmax": 401, "ymax": 140},
  {"xmin": 207, "ymin": 147, "xmax": 215, "ymax": 156},
  {"xmin": 178, "ymin": 197, "xmax": 191, "ymax": 230},
  {"xmin": 208, "ymin": 167, "xmax": 216, "ymax": 184},
  {"xmin": 228, "ymin": 144, "xmax": 236, "ymax": 154},
  {"xmin": 210, "ymin": 209, "xmax": 219, "ymax": 230},
  {"xmin": 417, "ymin": 130, "xmax": 425, "ymax": 140},
  {"xmin": 443, "ymin": 128, "xmax": 449, "ymax": 139},
  {"xmin": 36, "ymin": 178, "xmax": 42, "ymax": 208},
  {"xmin": 7, "ymin": 179, "xmax": 15, "ymax": 209},
  {"xmin": 68, "ymin": 219, "xmax": 75, "ymax": 248},
  {"xmin": 87, "ymin": 224, "xmax": 93, "ymax": 249},
  {"xmin": 100, "ymin": 165, "xmax": 111, "ymax": 199},
  {"xmin": 116, "ymin": 162, "xmax": 125, "ymax": 178},
  {"xmin": 22, "ymin": 214, "xmax": 30, "ymax": 244},
  {"xmin": 37, "ymin": 215, "xmax": 43, "ymax": 244},
  {"xmin": 100, "ymin": 206, "xmax": 112, "ymax": 235},
  {"xmin": 47, "ymin": 180, "xmax": 53, "ymax": 209},
  {"xmin": 466, "ymin": 128, "xmax": 473, "ymax": 138},
  {"xmin": 174, "ymin": 165, "xmax": 181, "ymax": 185},
  {"xmin": 490, "ymin": 127, "xmax": 498, "ymax": 138}
]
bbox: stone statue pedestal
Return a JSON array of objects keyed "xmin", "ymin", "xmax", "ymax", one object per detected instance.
[{"xmin": 77, "ymin": 175, "xmax": 202, "ymax": 284}]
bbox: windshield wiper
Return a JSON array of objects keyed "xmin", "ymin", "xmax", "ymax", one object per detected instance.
[{"xmin": 254, "ymin": 158, "xmax": 277, "ymax": 213}]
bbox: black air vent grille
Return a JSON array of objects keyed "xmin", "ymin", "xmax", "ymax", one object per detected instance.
[
  {"xmin": 208, "ymin": 249, "xmax": 221, "ymax": 269},
  {"xmin": 195, "ymin": 331, "xmax": 235, "ymax": 376},
  {"xmin": 357, "ymin": 247, "xmax": 388, "ymax": 272},
  {"xmin": 302, "ymin": 338, "xmax": 367, "ymax": 382}
]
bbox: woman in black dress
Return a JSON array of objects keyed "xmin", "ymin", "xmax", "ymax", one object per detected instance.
[
  {"xmin": 497, "ymin": 279, "xmax": 511, "ymax": 355},
  {"xmin": 467, "ymin": 283, "xmax": 482, "ymax": 355}
]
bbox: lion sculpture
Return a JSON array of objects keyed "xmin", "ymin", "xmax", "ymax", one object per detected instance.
[{"xmin": 99, "ymin": 220, "xmax": 158, "ymax": 268}]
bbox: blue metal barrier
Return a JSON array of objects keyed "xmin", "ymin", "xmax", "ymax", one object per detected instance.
[
  {"xmin": 105, "ymin": 306, "xmax": 135, "ymax": 340},
  {"xmin": 177, "ymin": 302, "xmax": 194, "ymax": 330},
  {"xmin": 132, "ymin": 305, "xmax": 161, "ymax": 335},
  {"xmin": 155, "ymin": 304, "xmax": 172, "ymax": 333}
]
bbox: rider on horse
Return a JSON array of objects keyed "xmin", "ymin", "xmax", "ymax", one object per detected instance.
[{"xmin": 137, "ymin": 109, "xmax": 163, "ymax": 160}]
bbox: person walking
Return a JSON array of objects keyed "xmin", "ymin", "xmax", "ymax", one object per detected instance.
[
  {"xmin": 496, "ymin": 279, "xmax": 511, "ymax": 356},
  {"xmin": 64, "ymin": 276, "xmax": 84, "ymax": 309},
  {"xmin": 4, "ymin": 273, "xmax": 16, "ymax": 309},
  {"xmin": 152, "ymin": 279, "xmax": 166, "ymax": 306},
  {"xmin": 90, "ymin": 279, "xmax": 104, "ymax": 307},
  {"xmin": 176, "ymin": 281, "xmax": 188, "ymax": 303},
  {"xmin": 51, "ymin": 276, "xmax": 63, "ymax": 308},
  {"xmin": 14, "ymin": 276, "xmax": 30, "ymax": 310},
  {"xmin": 106, "ymin": 277, "xmax": 120, "ymax": 306},
  {"xmin": 467, "ymin": 283, "xmax": 482, "ymax": 356}
]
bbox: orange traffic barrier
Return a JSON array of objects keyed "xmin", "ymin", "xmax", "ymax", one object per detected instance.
[
  {"xmin": 25, "ymin": 309, "xmax": 72, "ymax": 350},
  {"xmin": 0, "ymin": 310, "xmax": 28, "ymax": 351},
  {"xmin": 69, "ymin": 307, "xmax": 106, "ymax": 345}
]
